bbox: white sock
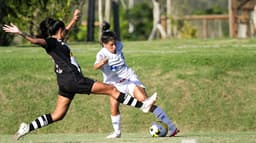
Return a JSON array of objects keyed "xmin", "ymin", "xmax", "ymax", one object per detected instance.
[
  {"xmin": 111, "ymin": 114, "xmax": 121, "ymax": 134},
  {"xmin": 153, "ymin": 106, "xmax": 176, "ymax": 132}
]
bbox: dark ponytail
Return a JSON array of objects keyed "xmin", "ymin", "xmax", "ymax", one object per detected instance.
[
  {"xmin": 100, "ymin": 21, "xmax": 117, "ymax": 44},
  {"xmin": 102, "ymin": 21, "xmax": 110, "ymax": 32},
  {"xmin": 37, "ymin": 18, "xmax": 54, "ymax": 38},
  {"xmin": 48, "ymin": 20, "xmax": 65, "ymax": 36},
  {"xmin": 37, "ymin": 18, "xmax": 65, "ymax": 38}
]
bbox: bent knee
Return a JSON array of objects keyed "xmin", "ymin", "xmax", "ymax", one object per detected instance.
[
  {"xmin": 112, "ymin": 86, "xmax": 119, "ymax": 93},
  {"xmin": 107, "ymin": 85, "xmax": 119, "ymax": 95}
]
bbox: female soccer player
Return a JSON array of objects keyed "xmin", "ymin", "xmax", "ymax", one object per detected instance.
[
  {"xmin": 2, "ymin": 10, "xmax": 156, "ymax": 140},
  {"xmin": 94, "ymin": 22, "xmax": 179, "ymax": 138}
]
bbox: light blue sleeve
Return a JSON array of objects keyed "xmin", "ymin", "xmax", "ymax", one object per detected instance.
[{"xmin": 116, "ymin": 41, "xmax": 123, "ymax": 52}]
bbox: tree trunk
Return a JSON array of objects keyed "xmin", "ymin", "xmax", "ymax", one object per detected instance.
[
  {"xmin": 252, "ymin": 5, "xmax": 256, "ymax": 36},
  {"xmin": 119, "ymin": 0, "xmax": 135, "ymax": 33},
  {"xmin": 166, "ymin": 0, "xmax": 172, "ymax": 37},
  {"xmin": 98, "ymin": 0, "xmax": 103, "ymax": 40},
  {"xmin": 228, "ymin": 0, "xmax": 234, "ymax": 38},
  {"xmin": 105, "ymin": 0, "xmax": 111, "ymax": 22},
  {"xmin": 87, "ymin": 0, "xmax": 95, "ymax": 41},
  {"xmin": 148, "ymin": 0, "xmax": 167, "ymax": 40},
  {"xmin": 112, "ymin": 0, "xmax": 121, "ymax": 41},
  {"xmin": 128, "ymin": 0, "xmax": 135, "ymax": 33}
]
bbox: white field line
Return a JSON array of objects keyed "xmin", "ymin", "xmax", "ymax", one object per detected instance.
[
  {"xmin": 176, "ymin": 43, "xmax": 256, "ymax": 49},
  {"xmin": 125, "ymin": 50, "xmax": 186, "ymax": 54}
]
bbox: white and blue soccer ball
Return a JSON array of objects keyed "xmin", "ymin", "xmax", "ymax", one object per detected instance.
[{"xmin": 149, "ymin": 121, "xmax": 168, "ymax": 137}]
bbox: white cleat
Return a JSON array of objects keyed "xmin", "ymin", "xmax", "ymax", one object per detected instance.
[
  {"xmin": 13, "ymin": 122, "xmax": 29, "ymax": 140},
  {"xmin": 141, "ymin": 92, "xmax": 157, "ymax": 113},
  {"xmin": 106, "ymin": 132, "xmax": 121, "ymax": 139}
]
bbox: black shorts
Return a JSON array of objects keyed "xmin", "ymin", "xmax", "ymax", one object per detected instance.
[{"xmin": 57, "ymin": 74, "xmax": 95, "ymax": 100}]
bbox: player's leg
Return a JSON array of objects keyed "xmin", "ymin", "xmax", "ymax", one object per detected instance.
[
  {"xmin": 132, "ymin": 86, "xmax": 179, "ymax": 137},
  {"xmin": 90, "ymin": 81, "xmax": 157, "ymax": 112},
  {"xmin": 152, "ymin": 105, "xmax": 179, "ymax": 137},
  {"xmin": 132, "ymin": 86, "xmax": 156, "ymax": 111},
  {"xmin": 106, "ymin": 97, "xmax": 121, "ymax": 138},
  {"xmin": 14, "ymin": 95, "xmax": 72, "ymax": 140}
]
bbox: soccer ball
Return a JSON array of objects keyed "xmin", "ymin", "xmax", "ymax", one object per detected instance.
[{"xmin": 149, "ymin": 121, "xmax": 168, "ymax": 137}]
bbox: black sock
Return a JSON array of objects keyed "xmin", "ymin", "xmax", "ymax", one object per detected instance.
[
  {"xmin": 29, "ymin": 114, "xmax": 53, "ymax": 131},
  {"xmin": 116, "ymin": 93, "xmax": 143, "ymax": 108}
]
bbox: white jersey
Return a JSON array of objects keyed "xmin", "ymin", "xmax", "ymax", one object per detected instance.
[{"xmin": 95, "ymin": 41, "xmax": 144, "ymax": 96}]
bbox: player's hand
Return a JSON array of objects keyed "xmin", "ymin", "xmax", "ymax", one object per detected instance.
[
  {"xmin": 2, "ymin": 23, "xmax": 21, "ymax": 34},
  {"xmin": 73, "ymin": 9, "xmax": 80, "ymax": 21},
  {"xmin": 101, "ymin": 57, "xmax": 108, "ymax": 65}
]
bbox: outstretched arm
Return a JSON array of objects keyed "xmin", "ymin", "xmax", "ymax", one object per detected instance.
[
  {"xmin": 2, "ymin": 23, "xmax": 46, "ymax": 46},
  {"xmin": 65, "ymin": 9, "xmax": 80, "ymax": 33}
]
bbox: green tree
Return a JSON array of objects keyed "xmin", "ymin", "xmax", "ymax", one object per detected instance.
[
  {"xmin": 0, "ymin": 0, "xmax": 85, "ymax": 46},
  {"xmin": 0, "ymin": 0, "xmax": 18, "ymax": 46},
  {"xmin": 121, "ymin": 3, "xmax": 153, "ymax": 40}
]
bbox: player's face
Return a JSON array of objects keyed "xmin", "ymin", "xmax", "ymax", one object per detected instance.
[{"xmin": 103, "ymin": 40, "xmax": 116, "ymax": 54}]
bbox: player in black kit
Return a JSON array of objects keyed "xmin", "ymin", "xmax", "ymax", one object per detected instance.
[{"xmin": 2, "ymin": 9, "xmax": 157, "ymax": 140}]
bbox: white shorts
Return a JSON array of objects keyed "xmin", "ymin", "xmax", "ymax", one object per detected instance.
[{"xmin": 113, "ymin": 75, "xmax": 145, "ymax": 97}]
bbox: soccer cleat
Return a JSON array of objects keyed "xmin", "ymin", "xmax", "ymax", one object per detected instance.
[
  {"xmin": 13, "ymin": 123, "xmax": 30, "ymax": 140},
  {"xmin": 167, "ymin": 128, "xmax": 180, "ymax": 137},
  {"xmin": 141, "ymin": 92, "xmax": 157, "ymax": 113},
  {"xmin": 106, "ymin": 132, "xmax": 121, "ymax": 139}
]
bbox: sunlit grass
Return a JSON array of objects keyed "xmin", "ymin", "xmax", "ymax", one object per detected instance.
[{"xmin": 1, "ymin": 39, "xmax": 256, "ymax": 138}]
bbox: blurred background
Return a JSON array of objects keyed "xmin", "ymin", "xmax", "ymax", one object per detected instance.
[{"xmin": 1, "ymin": 0, "xmax": 256, "ymax": 45}]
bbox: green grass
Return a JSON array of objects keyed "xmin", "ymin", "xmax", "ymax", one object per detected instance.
[
  {"xmin": 1, "ymin": 132, "xmax": 256, "ymax": 143},
  {"xmin": 1, "ymin": 39, "xmax": 256, "ymax": 141}
]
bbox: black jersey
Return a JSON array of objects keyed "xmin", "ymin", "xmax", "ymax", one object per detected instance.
[
  {"xmin": 42, "ymin": 37, "xmax": 95, "ymax": 99},
  {"xmin": 43, "ymin": 37, "xmax": 81, "ymax": 76}
]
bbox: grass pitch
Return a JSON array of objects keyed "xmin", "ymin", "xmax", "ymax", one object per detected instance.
[
  {"xmin": 1, "ymin": 39, "xmax": 256, "ymax": 143},
  {"xmin": 1, "ymin": 132, "xmax": 256, "ymax": 143}
]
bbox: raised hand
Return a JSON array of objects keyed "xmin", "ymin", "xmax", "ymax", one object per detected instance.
[
  {"xmin": 65, "ymin": 9, "xmax": 80, "ymax": 32},
  {"xmin": 73, "ymin": 9, "xmax": 80, "ymax": 21}
]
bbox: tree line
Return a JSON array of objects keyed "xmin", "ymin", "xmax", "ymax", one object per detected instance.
[{"xmin": 0, "ymin": 0, "xmax": 227, "ymax": 46}]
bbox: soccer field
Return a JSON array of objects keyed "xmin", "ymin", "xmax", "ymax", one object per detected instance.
[
  {"xmin": 1, "ymin": 132, "xmax": 256, "ymax": 143},
  {"xmin": 1, "ymin": 39, "xmax": 256, "ymax": 142}
]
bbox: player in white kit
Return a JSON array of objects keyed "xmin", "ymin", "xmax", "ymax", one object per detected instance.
[{"xmin": 94, "ymin": 22, "xmax": 179, "ymax": 138}]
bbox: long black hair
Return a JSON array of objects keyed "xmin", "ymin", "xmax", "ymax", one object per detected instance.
[{"xmin": 37, "ymin": 18, "xmax": 65, "ymax": 39}]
